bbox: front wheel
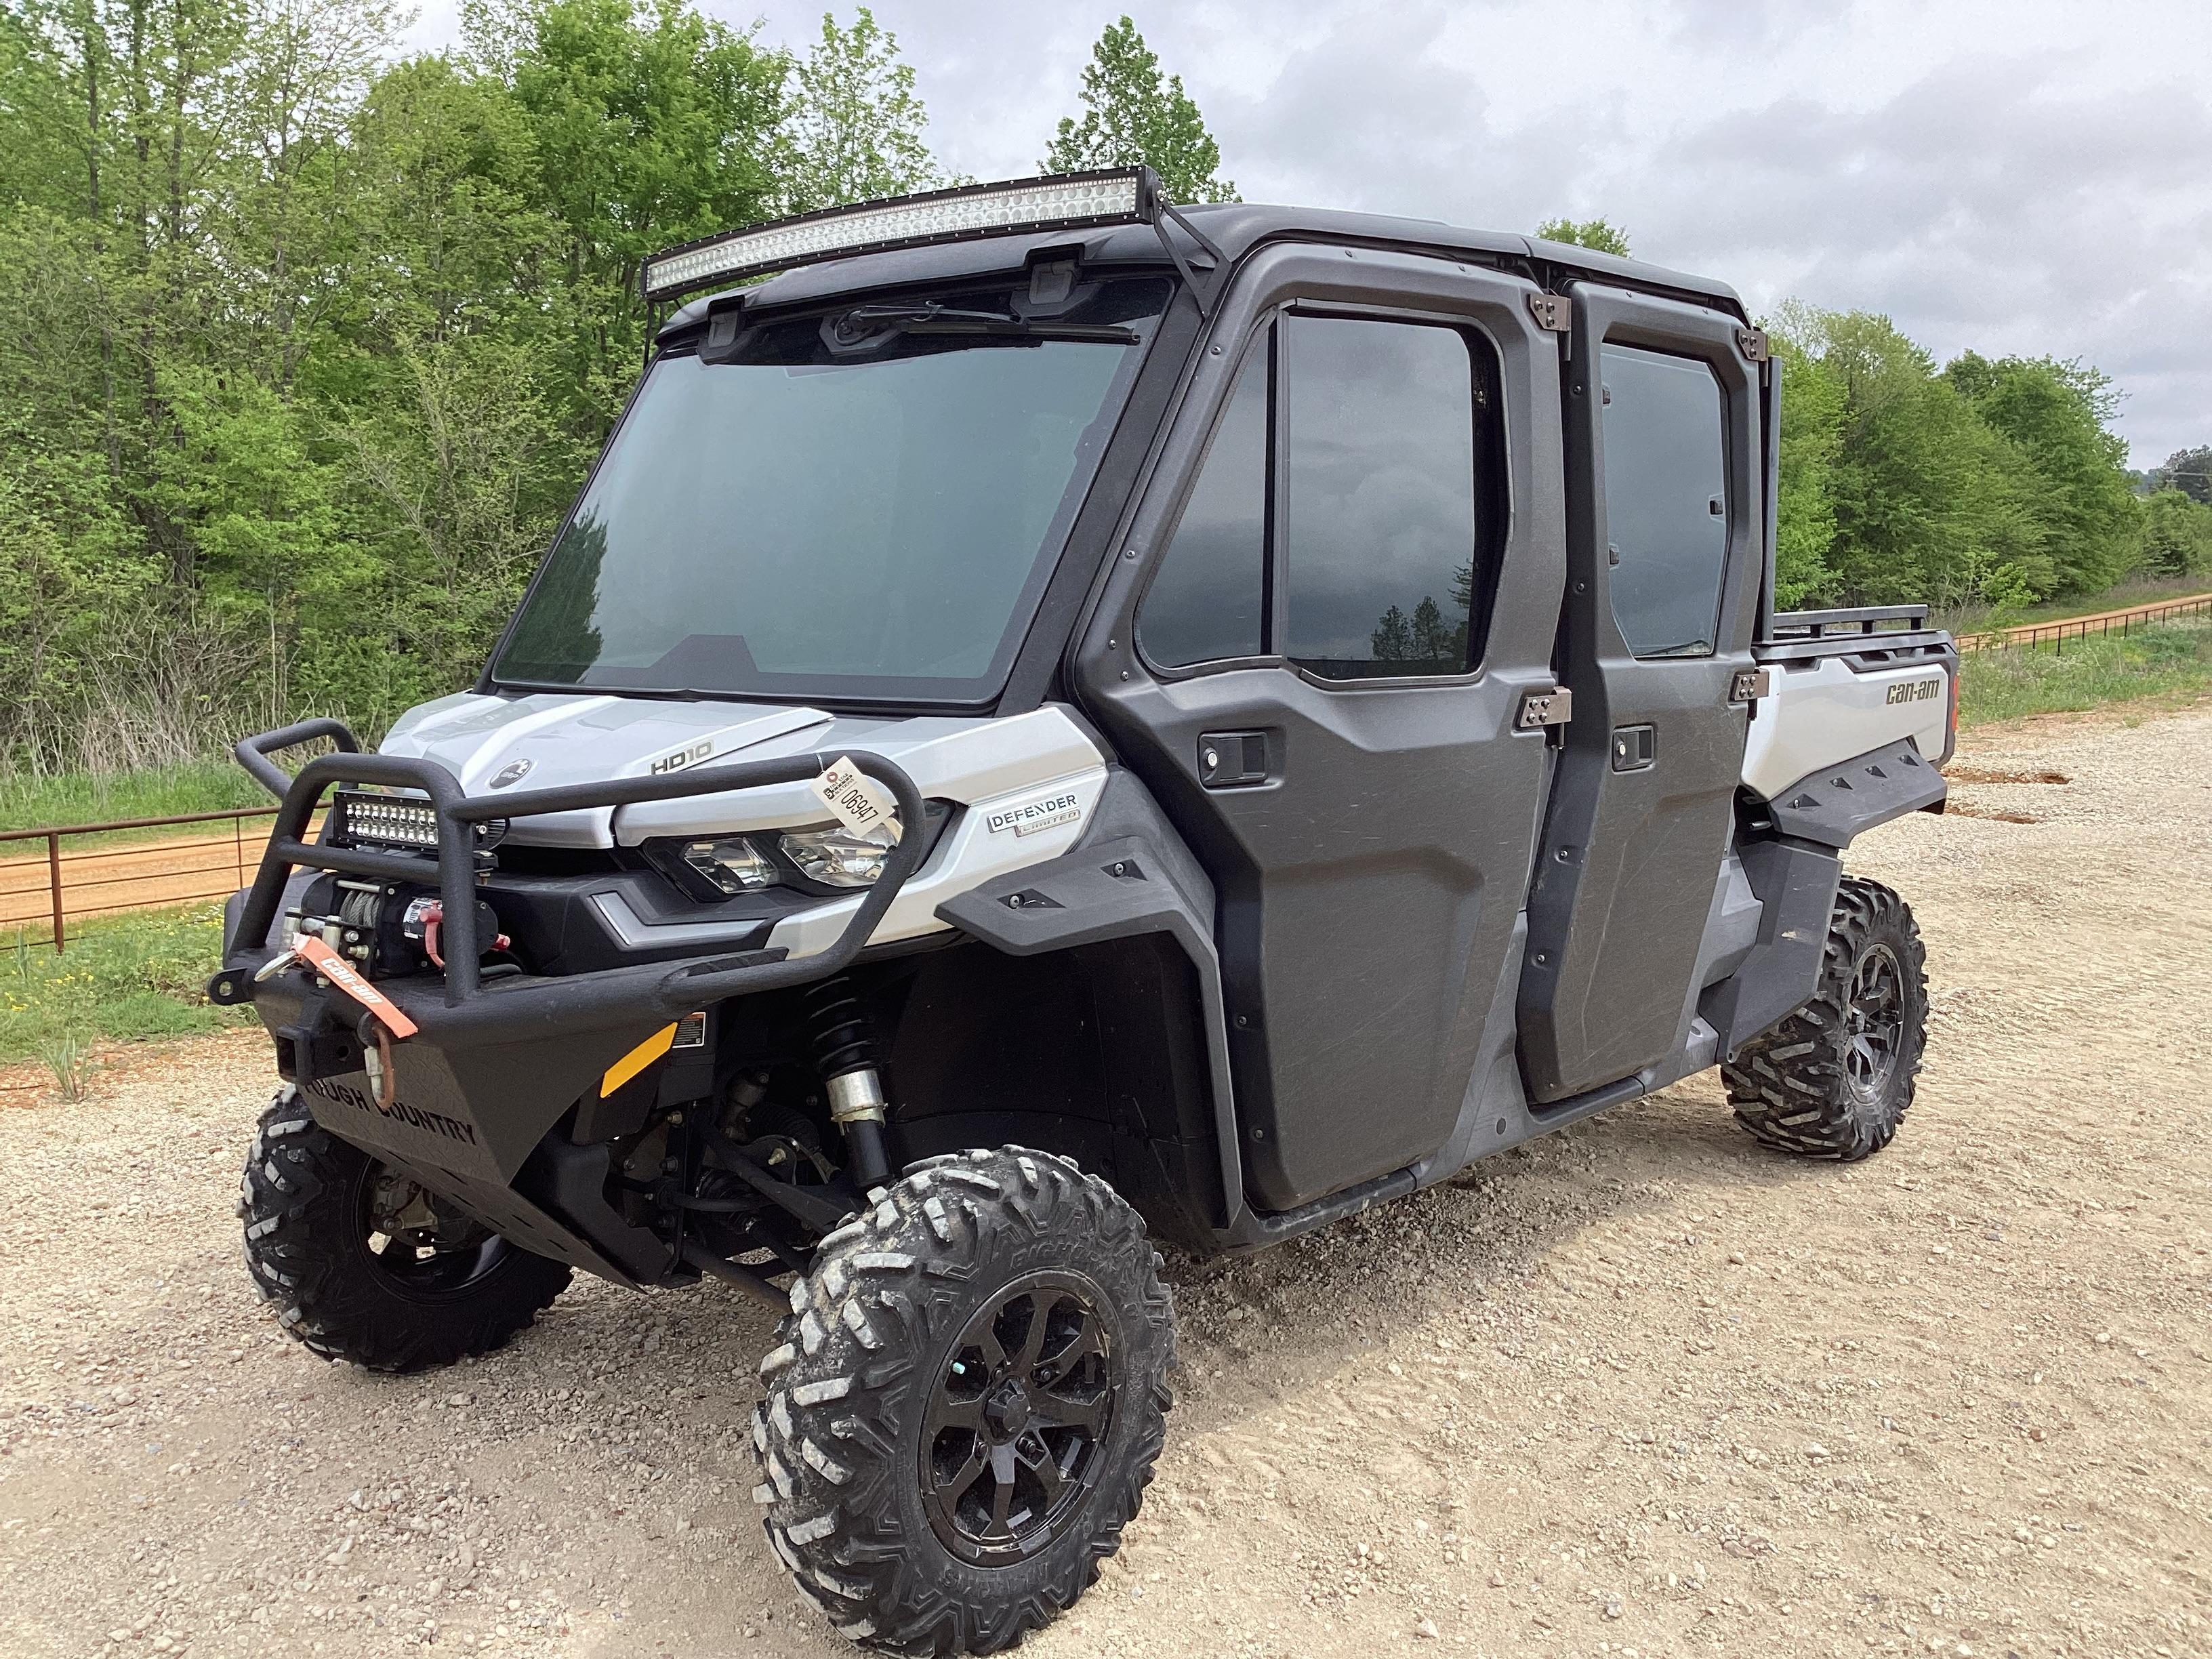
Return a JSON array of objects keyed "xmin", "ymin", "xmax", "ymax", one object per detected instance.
[
  {"xmin": 239, "ymin": 1090, "xmax": 571, "ymax": 1371},
  {"xmin": 1723, "ymin": 875, "xmax": 1928, "ymax": 1160},
  {"xmin": 753, "ymin": 1147, "xmax": 1174, "ymax": 1656}
]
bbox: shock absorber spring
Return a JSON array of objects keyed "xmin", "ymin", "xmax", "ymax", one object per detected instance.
[
  {"xmin": 804, "ymin": 976, "xmax": 890, "ymax": 1188},
  {"xmin": 806, "ymin": 976, "xmax": 878, "ymax": 1078}
]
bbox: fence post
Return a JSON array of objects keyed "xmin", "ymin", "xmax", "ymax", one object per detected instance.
[{"xmin": 48, "ymin": 831, "xmax": 64, "ymax": 954}]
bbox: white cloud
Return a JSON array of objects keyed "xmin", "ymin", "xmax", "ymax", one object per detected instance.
[{"xmin": 400, "ymin": 0, "xmax": 2211, "ymax": 464}]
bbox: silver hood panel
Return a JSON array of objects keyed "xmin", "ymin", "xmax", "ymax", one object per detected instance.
[{"xmin": 378, "ymin": 692, "xmax": 1105, "ymax": 849}]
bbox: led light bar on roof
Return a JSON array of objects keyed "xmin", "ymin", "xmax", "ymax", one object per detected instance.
[{"xmin": 640, "ymin": 167, "xmax": 1157, "ymax": 304}]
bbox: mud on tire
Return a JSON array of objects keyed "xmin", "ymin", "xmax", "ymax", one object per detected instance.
[
  {"xmin": 1723, "ymin": 875, "xmax": 1927, "ymax": 1160},
  {"xmin": 239, "ymin": 1090, "xmax": 571, "ymax": 1372},
  {"xmin": 752, "ymin": 1147, "xmax": 1175, "ymax": 1656}
]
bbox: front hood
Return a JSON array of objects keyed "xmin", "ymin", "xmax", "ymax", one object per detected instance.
[{"xmin": 380, "ymin": 692, "xmax": 1102, "ymax": 848}]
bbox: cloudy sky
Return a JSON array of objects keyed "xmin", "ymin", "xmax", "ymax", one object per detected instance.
[{"xmin": 407, "ymin": 0, "xmax": 2211, "ymax": 466}]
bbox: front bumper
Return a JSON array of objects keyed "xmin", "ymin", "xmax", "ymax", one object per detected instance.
[{"xmin": 211, "ymin": 722, "xmax": 926, "ymax": 1278}]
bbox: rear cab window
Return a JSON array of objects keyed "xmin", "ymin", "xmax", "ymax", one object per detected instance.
[{"xmin": 1597, "ymin": 343, "xmax": 1729, "ymax": 657}]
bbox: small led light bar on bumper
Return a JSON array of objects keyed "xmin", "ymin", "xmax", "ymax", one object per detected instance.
[
  {"xmin": 333, "ymin": 789, "xmax": 504, "ymax": 853},
  {"xmin": 640, "ymin": 167, "xmax": 1158, "ymax": 304}
]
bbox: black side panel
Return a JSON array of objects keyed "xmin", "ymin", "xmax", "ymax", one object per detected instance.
[
  {"xmin": 1518, "ymin": 285, "xmax": 1765, "ymax": 1103},
  {"xmin": 1761, "ymin": 737, "xmax": 1948, "ymax": 848},
  {"xmin": 1699, "ymin": 838, "xmax": 1843, "ymax": 1055},
  {"xmin": 936, "ymin": 769, "xmax": 1243, "ymax": 1231}
]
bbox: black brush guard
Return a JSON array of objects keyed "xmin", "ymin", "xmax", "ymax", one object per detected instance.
[
  {"xmin": 209, "ymin": 718, "xmax": 928, "ymax": 1024},
  {"xmin": 205, "ymin": 722, "xmax": 933, "ymax": 1299}
]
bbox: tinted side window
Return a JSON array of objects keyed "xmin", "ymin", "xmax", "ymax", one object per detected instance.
[
  {"xmin": 1138, "ymin": 339, "xmax": 1269, "ymax": 668},
  {"xmin": 1599, "ymin": 344, "xmax": 1728, "ymax": 657},
  {"xmin": 1279, "ymin": 316, "xmax": 1482, "ymax": 678}
]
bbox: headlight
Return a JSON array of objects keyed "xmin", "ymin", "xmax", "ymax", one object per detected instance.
[
  {"xmin": 780, "ymin": 826, "xmax": 895, "ymax": 888},
  {"xmin": 680, "ymin": 837, "xmax": 777, "ymax": 893}
]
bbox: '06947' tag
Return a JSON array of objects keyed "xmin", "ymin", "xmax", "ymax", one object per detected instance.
[{"xmin": 810, "ymin": 756, "xmax": 901, "ymax": 843}]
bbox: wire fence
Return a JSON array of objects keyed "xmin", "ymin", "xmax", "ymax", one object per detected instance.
[
  {"xmin": 6, "ymin": 589, "xmax": 2209, "ymax": 949},
  {"xmin": 1956, "ymin": 592, "xmax": 2212, "ymax": 655},
  {"xmin": 0, "ymin": 806, "xmax": 322, "ymax": 953}
]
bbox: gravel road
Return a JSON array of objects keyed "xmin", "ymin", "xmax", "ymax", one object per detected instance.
[{"xmin": 4, "ymin": 703, "xmax": 2209, "ymax": 1659}]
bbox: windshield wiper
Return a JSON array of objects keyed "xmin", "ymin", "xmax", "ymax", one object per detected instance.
[{"xmin": 837, "ymin": 302, "xmax": 1139, "ymax": 344}]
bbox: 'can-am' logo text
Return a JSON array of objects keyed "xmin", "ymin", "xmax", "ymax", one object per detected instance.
[
  {"xmin": 306, "ymin": 1076, "xmax": 480, "ymax": 1145},
  {"xmin": 1886, "ymin": 678, "xmax": 1944, "ymax": 705}
]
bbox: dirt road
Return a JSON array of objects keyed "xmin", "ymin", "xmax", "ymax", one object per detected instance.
[
  {"xmin": 1952, "ymin": 590, "xmax": 2212, "ymax": 651},
  {"xmin": 0, "ymin": 815, "xmax": 323, "ymax": 939},
  {"xmin": 4, "ymin": 703, "xmax": 2209, "ymax": 1659}
]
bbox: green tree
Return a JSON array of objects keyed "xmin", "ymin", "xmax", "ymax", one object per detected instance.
[
  {"xmin": 1534, "ymin": 216, "xmax": 1631, "ymax": 257},
  {"xmin": 494, "ymin": 0, "xmax": 788, "ymax": 419},
  {"xmin": 2137, "ymin": 488, "xmax": 2212, "ymax": 577},
  {"xmin": 1795, "ymin": 308, "xmax": 2050, "ymax": 608},
  {"xmin": 1765, "ymin": 312, "xmax": 1844, "ymax": 607},
  {"xmin": 1945, "ymin": 351, "xmax": 2139, "ymax": 596},
  {"xmin": 2160, "ymin": 444, "xmax": 2212, "ymax": 506},
  {"xmin": 1042, "ymin": 16, "xmax": 1235, "ymax": 204},
  {"xmin": 782, "ymin": 7, "xmax": 940, "ymax": 212}
]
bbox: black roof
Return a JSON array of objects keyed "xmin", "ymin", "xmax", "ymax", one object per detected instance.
[{"xmin": 657, "ymin": 201, "xmax": 1746, "ymax": 339}]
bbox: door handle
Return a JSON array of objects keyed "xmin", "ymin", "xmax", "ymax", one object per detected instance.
[
  {"xmin": 1198, "ymin": 731, "xmax": 1270, "ymax": 789},
  {"xmin": 1611, "ymin": 724, "xmax": 1656, "ymax": 771}
]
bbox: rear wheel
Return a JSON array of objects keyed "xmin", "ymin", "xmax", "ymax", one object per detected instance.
[
  {"xmin": 1723, "ymin": 876, "xmax": 1927, "ymax": 1160},
  {"xmin": 753, "ymin": 1147, "xmax": 1174, "ymax": 1655},
  {"xmin": 239, "ymin": 1090, "xmax": 571, "ymax": 1371}
]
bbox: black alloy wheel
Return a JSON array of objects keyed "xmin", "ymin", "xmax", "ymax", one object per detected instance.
[
  {"xmin": 1841, "ymin": 942, "xmax": 1906, "ymax": 1105},
  {"xmin": 240, "ymin": 1090, "xmax": 571, "ymax": 1371},
  {"xmin": 1723, "ymin": 875, "xmax": 1928, "ymax": 1161},
  {"xmin": 361, "ymin": 1163, "xmax": 512, "ymax": 1296},
  {"xmin": 922, "ymin": 1273, "xmax": 1116, "ymax": 1565},
  {"xmin": 753, "ymin": 1146, "xmax": 1174, "ymax": 1656}
]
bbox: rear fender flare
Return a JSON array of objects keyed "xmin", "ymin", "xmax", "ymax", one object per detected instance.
[{"xmin": 1757, "ymin": 736, "xmax": 1947, "ymax": 848}]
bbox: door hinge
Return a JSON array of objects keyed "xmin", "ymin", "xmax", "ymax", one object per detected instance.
[
  {"xmin": 1734, "ymin": 326, "xmax": 1770, "ymax": 363},
  {"xmin": 1528, "ymin": 292, "xmax": 1572, "ymax": 333},
  {"xmin": 1729, "ymin": 668, "xmax": 1771, "ymax": 703},
  {"xmin": 1515, "ymin": 687, "xmax": 1574, "ymax": 731}
]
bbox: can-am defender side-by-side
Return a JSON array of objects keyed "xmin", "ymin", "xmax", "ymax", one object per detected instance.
[{"xmin": 211, "ymin": 169, "xmax": 1957, "ymax": 1654}]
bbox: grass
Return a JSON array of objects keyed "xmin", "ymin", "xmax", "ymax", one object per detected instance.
[
  {"xmin": 0, "ymin": 756, "xmax": 272, "ymax": 843},
  {"xmin": 1937, "ymin": 575, "xmax": 2212, "ymax": 639},
  {"xmin": 1957, "ymin": 618, "xmax": 2212, "ymax": 727},
  {"xmin": 2, "ymin": 901, "xmax": 248, "ymax": 1067}
]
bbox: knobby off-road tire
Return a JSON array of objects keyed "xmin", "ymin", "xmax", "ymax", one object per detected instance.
[
  {"xmin": 239, "ymin": 1090, "xmax": 571, "ymax": 1372},
  {"xmin": 752, "ymin": 1147, "xmax": 1174, "ymax": 1656},
  {"xmin": 1723, "ymin": 876, "xmax": 1928, "ymax": 1160}
]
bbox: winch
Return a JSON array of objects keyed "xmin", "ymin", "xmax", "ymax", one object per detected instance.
[{"xmin": 282, "ymin": 872, "xmax": 505, "ymax": 980}]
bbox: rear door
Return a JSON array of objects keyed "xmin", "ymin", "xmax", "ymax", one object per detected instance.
[
  {"xmin": 1074, "ymin": 247, "xmax": 1566, "ymax": 1213},
  {"xmin": 1515, "ymin": 287, "xmax": 1767, "ymax": 1103}
]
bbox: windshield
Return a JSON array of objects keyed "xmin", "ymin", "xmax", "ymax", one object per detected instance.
[{"xmin": 493, "ymin": 279, "xmax": 1168, "ymax": 701}]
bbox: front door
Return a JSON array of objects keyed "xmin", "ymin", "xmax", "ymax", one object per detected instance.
[
  {"xmin": 1075, "ymin": 249, "xmax": 1565, "ymax": 1213},
  {"xmin": 1515, "ymin": 286, "xmax": 1767, "ymax": 1103}
]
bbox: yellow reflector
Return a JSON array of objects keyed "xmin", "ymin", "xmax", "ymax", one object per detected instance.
[{"xmin": 601, "ymin": 1023, "xmax": 678, "ymax": 1097}]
